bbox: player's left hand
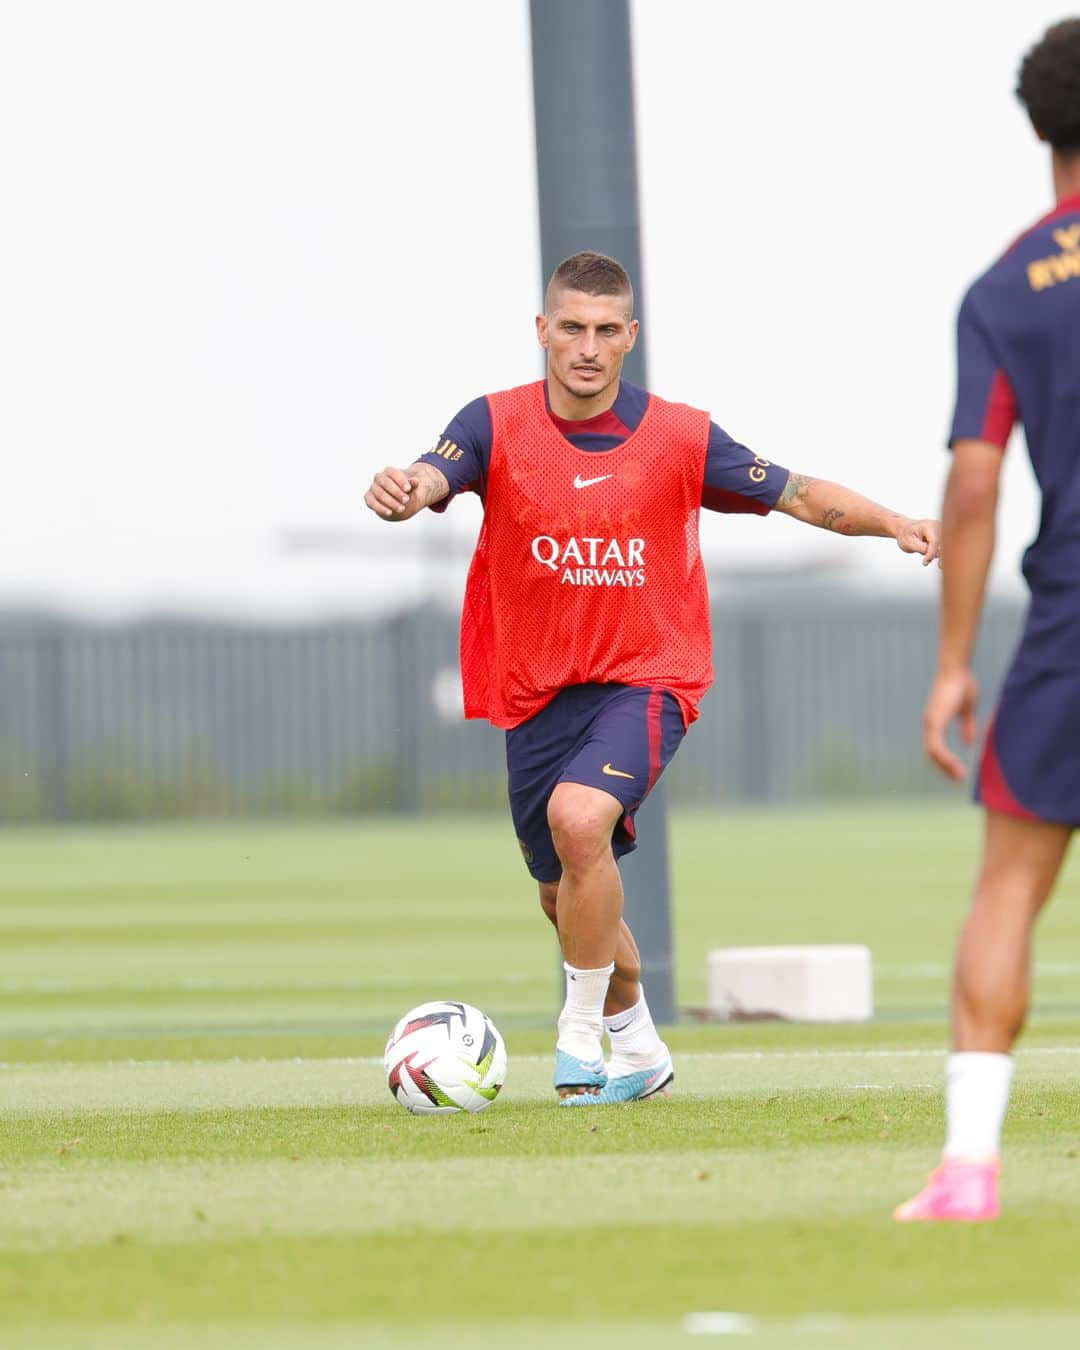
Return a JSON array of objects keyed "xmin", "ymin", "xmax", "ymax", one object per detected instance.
[{"xmin": 894, "ymin": 517, "xmax": 941, "ymax": 567}]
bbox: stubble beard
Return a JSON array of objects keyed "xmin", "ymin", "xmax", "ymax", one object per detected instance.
[{"xmin": 557, "ymin": 362, "xmax": 617, "ymax": 406}]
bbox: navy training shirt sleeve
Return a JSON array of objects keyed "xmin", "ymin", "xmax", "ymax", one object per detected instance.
[
  {"xmin": 949, "ymin": 289, "xmax": 1016, "ymax": 451},
  {"xmin": 702, "ymin": 421, "xmax": 789, "ymax": 515},
  {"xmin": 415, "ymin": 395, "xmax": 492, "ymax": 511}
]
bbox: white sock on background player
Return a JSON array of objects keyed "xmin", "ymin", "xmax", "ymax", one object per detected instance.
[
  {"xmin": 556, "ymin": 962, "xmax": 614, "ymax": 1062},
  {"xmin": 604, "ymin": 986, "xmax": 666, "ymax": 1073},
  {"xmin": 943, "ymin": 1051, "xmax": 1014, "ymax": 1160}
]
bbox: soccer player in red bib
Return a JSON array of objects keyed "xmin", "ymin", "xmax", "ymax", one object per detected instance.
[
  {"xmin": 895, "ymin": 20, "xmax": 1080, "ymax": 1223},
  {"xmin": 365, "ymin": 250, "xmax": 939, "ymax": 1105}
]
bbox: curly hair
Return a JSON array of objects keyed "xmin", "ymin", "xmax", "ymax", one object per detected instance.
[
  {"xmin": 545, "ymin": 251, "xmax": 634, "ymax": 315},
  {"xmin": 1017, "ymin": 18, "xmax": 1080, "ymax": 151}
]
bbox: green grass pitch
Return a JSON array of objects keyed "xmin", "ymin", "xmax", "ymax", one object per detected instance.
[{"xmin": 3, "ymin": 807, "xmax": 1080, "ymax": 1348}]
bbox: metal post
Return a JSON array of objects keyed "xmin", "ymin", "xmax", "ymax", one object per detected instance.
[
  {"xmin": 530, "ymin": 0, "xmax": 676, "ymax": 1023},
  {"xmin": 530, "ymin": 0, "xmax": 647, "ymax": 383}
]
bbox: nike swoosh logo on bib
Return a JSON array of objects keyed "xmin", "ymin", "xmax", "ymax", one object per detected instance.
[{"xmin": 573, "ymin": 473, "xmax": 614, "ymax": 489}]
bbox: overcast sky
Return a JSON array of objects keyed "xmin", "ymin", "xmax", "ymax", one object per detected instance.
[{"xmin": 1, "ymin": 0, "xmax": 1070, "ymax": 621}]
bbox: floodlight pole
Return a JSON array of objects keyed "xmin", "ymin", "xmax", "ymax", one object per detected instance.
[{"xmin": 530, "ymin": 0, "xmax": 676, "ymax": 1025}]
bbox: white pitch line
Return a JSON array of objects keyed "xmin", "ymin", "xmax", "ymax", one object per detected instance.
[
  {"xmin": 463, "ymin": 1046, "xmax": 1080, "ymax": 1065},
  {"xmin": 2, "ymin": 1045, "xmax": 1080, "ymax": 1075},
  {"xmin": 674, "ymin": 1046, "xmax": 1080, "ymax": 1060},
  {"xmin": 683, "ymin": 1311, "xmax": 757, "ymax": 1335}
]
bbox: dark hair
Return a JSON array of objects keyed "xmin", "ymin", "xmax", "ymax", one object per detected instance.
[
  {"xmin": 1017, "ymin": 18, "xmax": 1080, "ymax": 151},
  {"xmin": 545, "ymin": 251, "xmax": 634, "ymax": 313}
]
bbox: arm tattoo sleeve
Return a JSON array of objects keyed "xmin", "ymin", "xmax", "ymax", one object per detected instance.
[
  {"xmin": 821, "ymin": 507, "xmax": 846, "ymax": 531},
  {"xmin": 778, "ymin": 472, "xmax": 816, "ymax": 508}
]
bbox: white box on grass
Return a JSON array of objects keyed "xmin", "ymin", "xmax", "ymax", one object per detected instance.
[{"xmin": 706, "ymin": 945, "xmax": 873, "ymax": 1022}]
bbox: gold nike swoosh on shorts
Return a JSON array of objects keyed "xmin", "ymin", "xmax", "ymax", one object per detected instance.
[{"xmin": 601, "ymin": 763, "xmax": 635, "ymax": 779}]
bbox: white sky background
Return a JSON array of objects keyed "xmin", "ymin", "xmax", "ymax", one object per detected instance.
[{"xmin": 0, "ymin": 0, "xmax": 1069, "ymax": 622}]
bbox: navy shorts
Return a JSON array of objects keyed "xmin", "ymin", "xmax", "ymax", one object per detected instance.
[
  {"xmin": 505, "ymin": 683, "xmax": 687, "ymax": 882},
  {"xmin": 976, "ymin": 658, "xmax": 1080, "ymax": 827}
]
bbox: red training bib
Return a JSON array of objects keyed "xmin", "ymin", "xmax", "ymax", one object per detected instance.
[{"xmin": 460, "ymin": 380, "xmax": 713, "ymax": 729}]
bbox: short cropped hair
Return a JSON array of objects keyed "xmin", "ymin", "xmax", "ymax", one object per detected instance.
[
  {"xmin": 545, "ymin": 251, "xmax": 634, "ymax": 315},
  {"xmin": 1017, "ymin": 18, "xmax": 1080, "ymax": 151}
]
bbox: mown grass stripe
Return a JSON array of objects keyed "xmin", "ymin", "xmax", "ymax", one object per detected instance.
[
  {"xmin": 4, "ymin": 1143, "xmax": 1080, "ymax": 1252},
  {"xmin": 1, "ymin": 1047, "xmax": 1078, "ymax": 1117}
]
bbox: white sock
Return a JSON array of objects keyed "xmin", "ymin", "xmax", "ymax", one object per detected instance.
[
  {"xmin": 603, "ymin": 987, "xmax": 665, "ymax": 1069},
  {"xmin": 943, "ymin": 1051, "xmax": 1014, "ymax": 1160},
  {"xmin": 556, "ymin": 962, "xmax": 613, "ymax": 1061}
]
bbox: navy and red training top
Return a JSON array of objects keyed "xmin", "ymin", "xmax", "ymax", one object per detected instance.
[
  {"xmin": 418, "ymin": 379, "xmax": 789, "ymax": 516},
  {"xmin": 950, "ymin": 191, "xmax": 1080, "ymax": 598}
]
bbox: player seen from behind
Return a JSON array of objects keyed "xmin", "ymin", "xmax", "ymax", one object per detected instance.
[
  {"xmin": 365, "ymin": 250, "xmax": 940, "ymax": 1106},
  {"xmin": 896, "ymin": 19, "xmax": 1080, "ymax": 1222}
]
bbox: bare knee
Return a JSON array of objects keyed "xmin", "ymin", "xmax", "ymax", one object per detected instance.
[{"xmin": 547, "ymin": 784, "xmax": 621, "ymax": 874}]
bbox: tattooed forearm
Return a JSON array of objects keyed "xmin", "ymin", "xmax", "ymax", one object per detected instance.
[
  {"xmin": 778, "ymin": 472, "xmax": 816, "ymax": 508},
  {"xmin": 406, "ymin": 461, "xmax": 451, "ymax": 508},
  {"xmin": 773, "ymin": 470, "xmax": 919, "ymax": 540}
]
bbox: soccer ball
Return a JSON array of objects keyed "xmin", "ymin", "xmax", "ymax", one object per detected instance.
[{"xmin": 384, "ymin": 1000, "xmax": 507, "ymax": 1115}]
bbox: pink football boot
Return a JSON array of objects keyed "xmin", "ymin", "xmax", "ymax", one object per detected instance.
[{"xmin": 893, "ymin": 1157, "xmax": 1000, "ymax": 1222}]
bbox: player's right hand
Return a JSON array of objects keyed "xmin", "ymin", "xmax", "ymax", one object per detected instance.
[
  {"xmin": 365, "ymin": 466, "xmax": 420, "ymax": 520},
  {"xmin": 923, "ymin": 667, "xmax": 980, "ymax": 781}
]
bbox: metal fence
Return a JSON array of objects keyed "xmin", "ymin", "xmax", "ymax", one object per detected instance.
[{"xmin": 0, "ymin": 591, "xmax": 1026, "ymax": 823}]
